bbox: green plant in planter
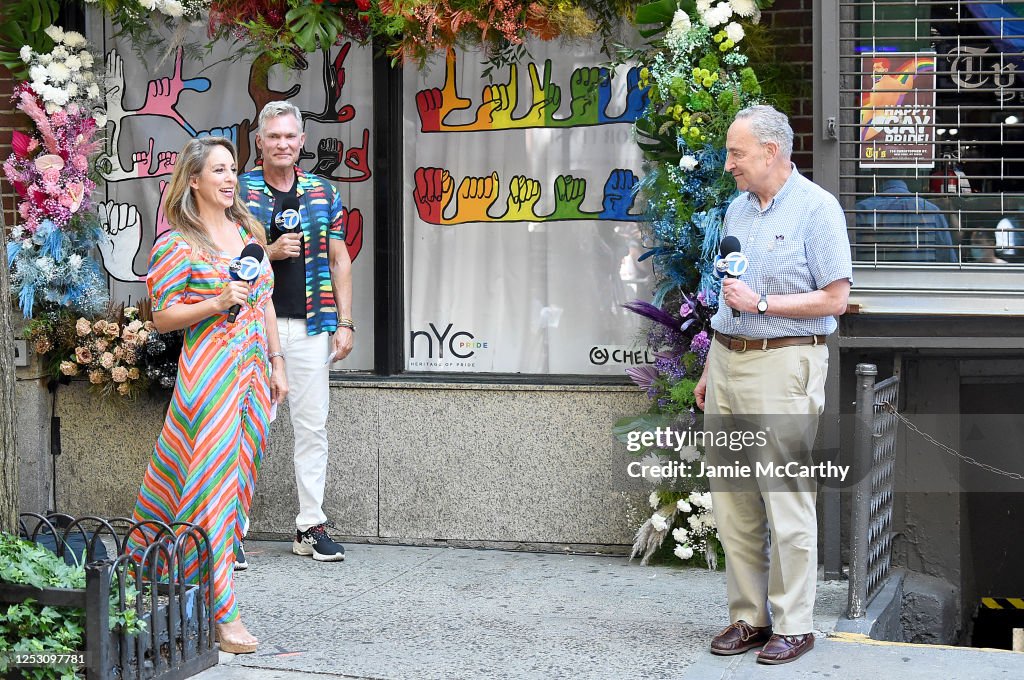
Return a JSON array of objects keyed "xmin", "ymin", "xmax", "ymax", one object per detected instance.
[{"xmin": 0, "ymin": 534, "xmax": 144, "ymax": 680}]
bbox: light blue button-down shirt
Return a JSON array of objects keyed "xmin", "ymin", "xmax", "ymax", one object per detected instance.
[{"xmin": 710, "ymin": 166, "xmax": 853, "ymax": 339}]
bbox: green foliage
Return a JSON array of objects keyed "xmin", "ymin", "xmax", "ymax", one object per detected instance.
[
  {"xmin": 0, "ymin": 534, "xmax": 145, "ymax": 680},
  {"xmin": 286, "ymin": 2, "xmax": 347, "ymax": 53},
  {"xmin": 0, "ymin": 0, "xmax": 59, "ymax": 79}
]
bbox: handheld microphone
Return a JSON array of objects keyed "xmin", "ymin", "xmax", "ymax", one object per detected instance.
[
  {"xmin": 716, "ymin": 236, "xmax": 749, "ymax": 318},
  {"xmin": 227, "ymin": 243, "xmax": 265, "ymax": 323},
  {"xmin": 274, "ymin": 196, "xmax": 302, "ymax": 260}
]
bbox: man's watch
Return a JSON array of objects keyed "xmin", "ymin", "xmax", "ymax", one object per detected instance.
[{"xmin": 757, "ymin": 294, "xmax": 769, "ymax": 315}]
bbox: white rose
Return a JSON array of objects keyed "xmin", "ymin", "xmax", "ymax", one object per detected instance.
[
  {"xmin": 139, "ymin": 0, "xmax": 158, "ymax": 9},
  {"xmin": 650, "ymin": 513, "xmax": 669, "ymax": 532},
  {"xmin": 20, "ymin": 45, "xmax": 33, "ymax": 63},
  {"xmin": 43, "ymin": 25, "xmax": 65, "ymax": 43},
  {"xmin": 649, "ymin": 491, "xmax": 660, "ymax": 509},
  {"xmin": 87, "ymin": 84, "xmax": 99, "ymax": 99},
  {"xmin": 725, "ymin": 22, "xmax": 745, "ymax": 44},
  {"xmin": 677, "ymin": 499, "xmax": 692, "ymax": 513},
  {"xmin": 79, "ymin": 51, "xmax": 94, "ymax": 68},
  {"xmin": 159, "ymin": 0, "xmax": 184, "ymax": 16},
  {"xmin": 62, "ymin": 31, "xmax": 87, "ymax": 48},
  {"xmin": 672, "ymin": 527, "xmax": 688, "ymax": 543},
  {"xmin": 679, "ymin": 155, "xmax": 698, "ymax": 172},
  {"xmin": 93, "ymin": 112, "xmax": 107, "ymax": 127},
  {"xmin": 674, "ymin": 545, "xmax": 695, "ymax": 560}
]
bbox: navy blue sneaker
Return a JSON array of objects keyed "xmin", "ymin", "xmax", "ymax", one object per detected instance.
[
  {"xmin": 233, "ymin": 541, "xmax": 248, "ymax": 571},
  {"xmin": 292, "ymin": 524, "xmax": 345, "ymax": 562}
]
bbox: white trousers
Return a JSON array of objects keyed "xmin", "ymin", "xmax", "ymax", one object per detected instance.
[
  {"xmin": 704, "ymin": 341, "xmax": 827, "ymax": 635},
  {"xmin": 277, "ymin": 318, "xmax": 330, "ymax": 532}
]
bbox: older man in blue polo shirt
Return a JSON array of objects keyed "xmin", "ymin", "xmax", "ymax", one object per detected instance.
[{"xmin": 694, "ymin": 105, "xmax": 852, "ymax": 665}]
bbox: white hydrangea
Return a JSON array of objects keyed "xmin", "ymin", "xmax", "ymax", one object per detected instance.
[
  {"xmin": 679, "ymin": 155, "xmax": 698, "ymax": 172},
  {"xmin": 650, "ymin": 513, "xmax": 669, "ymax": 532},
  {"xmin": 672, "ymin": 527, "xmax": 689, "ymax": 543},
  {"xmin": 702, "ymin": 2, "xmax": 733, "ymax": 28},
  {"xmin": 20, "ymin": 45, "xmax": 32, "ymax": 63},
  {"xmin": 725, "ymin": 22, "xmax": 745, "ymax": 44},
  {"xmin": 43, "ymin": 25, "xmax": 65, "ymax": 43},
  {"xmin": 675, "ymin": 545, "xmax": 695, "ymax": 560},
  {"xmin": 677, "ymin": 499, "xmax": 692, "ymax": 513},
  {"xmin": 67, "ymin": 253, "xmax": 83, "ymax": 270}
]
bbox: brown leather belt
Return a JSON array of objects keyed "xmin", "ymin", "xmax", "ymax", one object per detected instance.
[{"xmin": 714, "ymin": 332, "xmax": 827, "ymax": 352}]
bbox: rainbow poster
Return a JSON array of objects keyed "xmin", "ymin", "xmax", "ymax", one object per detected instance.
[{"xmin": 860, "ymin": 52, "xmax": 937, "ymax": 169}]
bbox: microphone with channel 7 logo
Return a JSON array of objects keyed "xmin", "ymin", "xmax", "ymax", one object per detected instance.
[
  {"xmin": 273, "ymin": 195, "xmax": 302, "ymax": 261},
  {"xmin": 715, "ymin": 235, "xmax": 749, "ymax": 319},
  {"xmin": 227, "ymin": 243, "xmax": 265, "ymax": 323}
]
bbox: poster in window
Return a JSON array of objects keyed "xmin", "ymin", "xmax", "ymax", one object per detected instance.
[
  {"xmin": 859, "ymin": 52, "xmax": 936, "ymax": 168},
  {"xmin": 403, "ymin": 39, "xmax": 654, "ymax": 375}
]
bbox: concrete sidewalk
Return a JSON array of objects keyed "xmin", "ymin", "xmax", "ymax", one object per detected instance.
[{"xmin": 193, "ymin": 541, "xmax": 1021, "ymax": 680}]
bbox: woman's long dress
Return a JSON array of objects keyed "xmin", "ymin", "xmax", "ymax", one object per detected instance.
[{"xmin": 132, "ymin": 228, "xmax": 273, "ymax": 624}]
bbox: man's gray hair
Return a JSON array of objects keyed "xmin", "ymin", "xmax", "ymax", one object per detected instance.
[
  {"xmin": 257, "ymin": 101, "xmax": 304, "ymax": 135},
  {"xmin": 735, "ymin": 105, "xmax": 793, "ymax": 158}
]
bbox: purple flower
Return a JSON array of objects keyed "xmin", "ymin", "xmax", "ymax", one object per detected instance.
[
  {"xmin": 691, "ymin": 331, "xmax": 710, "ymax": 353},
  {"xmin": 679, "ymin": 302, "xmax": 693, "ymax": 318},
  {"xmin": 626, "ymin": 365, "xmax": 660, "ymax": 390},
  {"xmin": 696, "ymin": 290, "xmax": 708, "ymax": 306}
]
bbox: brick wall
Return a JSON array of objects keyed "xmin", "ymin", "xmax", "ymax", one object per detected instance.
[
  {"xmin": 764, "ymin": 0, "xmax": 815, "ymax": 175},
  {"xmin": 0, "ymin": 65, "xmax": 26, "ymax": 231}
]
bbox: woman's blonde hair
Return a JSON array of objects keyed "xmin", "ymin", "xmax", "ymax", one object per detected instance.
[{"xmin": 162, "ymin": 137, "xmax": 265, "ymax": 255}]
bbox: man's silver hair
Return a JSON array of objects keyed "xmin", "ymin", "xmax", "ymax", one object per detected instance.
[
  {"xmin": 735, "ymin": 105, "xmax": 793, "ymax": 158},
  {"xmin": 257, "ymin": 101, "xmax": 303, "ymax": 135}
]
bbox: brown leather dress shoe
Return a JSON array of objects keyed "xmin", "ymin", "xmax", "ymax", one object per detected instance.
[
  {"xmin": 756, "ymin": 633, "xmax": 815, "ymax": 664},
  {"xmin": 709, "ymin": 620, "xmax": 773, "ymax": 655}
]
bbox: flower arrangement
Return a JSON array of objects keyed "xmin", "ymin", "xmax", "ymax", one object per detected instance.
[
  {"xmin": 3, "ymin": 28, "xmax": 109, "ymax": 319},
  {"xmin": 616, "ymin": 0, "xmax": 777, "ymax": 569},
  {"xmin": 24, "ymin": 305, "xmax": 184, "ymax": 400}
]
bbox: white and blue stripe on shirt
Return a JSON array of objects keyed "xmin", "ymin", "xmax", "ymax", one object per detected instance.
[{"xmin": 709, "ymin": 166, "xmax": 854, "ymax": 340}]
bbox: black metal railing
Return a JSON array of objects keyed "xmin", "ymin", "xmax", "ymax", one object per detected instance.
[
  {"xmin": 847, "ymin": 364, "xmax": 901, "ymax": 618},
  {"xmin": 3, "ymin": 513, "xmax": 218, "ymax": 679}
]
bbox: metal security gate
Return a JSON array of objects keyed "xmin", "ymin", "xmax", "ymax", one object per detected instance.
[{"xmin": 837, "ymin": 0, "xmax": 1024, "ymax": 268}]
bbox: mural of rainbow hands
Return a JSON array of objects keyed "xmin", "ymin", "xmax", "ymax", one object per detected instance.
[
  {"xmin": 415, "ymin": 50, "xmax": 650, "ymax": 133},
  {"xmin": 413, "ymin": 167, "xmax": 644, "ymax": 225}
]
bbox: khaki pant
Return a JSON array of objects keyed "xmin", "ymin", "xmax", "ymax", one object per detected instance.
[{"xmin": 704, "ymin": 340, "xmax": 827, "ymax": 635}]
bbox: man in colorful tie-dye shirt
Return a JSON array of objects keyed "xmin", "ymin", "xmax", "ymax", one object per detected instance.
[{"xmin": 238, "ymin": 101, "xmax": 353, "ymax": 564}]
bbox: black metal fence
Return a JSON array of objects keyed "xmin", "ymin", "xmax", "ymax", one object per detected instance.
[
  {"xmin": 847, "ymin": 364, "xmax": 901, "ymax": 619},
  {"xmin": 2, "ymin": 513, "xmax": 218, "ymax": 679}
]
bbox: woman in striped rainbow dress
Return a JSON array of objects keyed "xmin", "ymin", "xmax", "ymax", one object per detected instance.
[{"xmin": 132, "ymin": 137, "xmax": 287, "ymax": 654}]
